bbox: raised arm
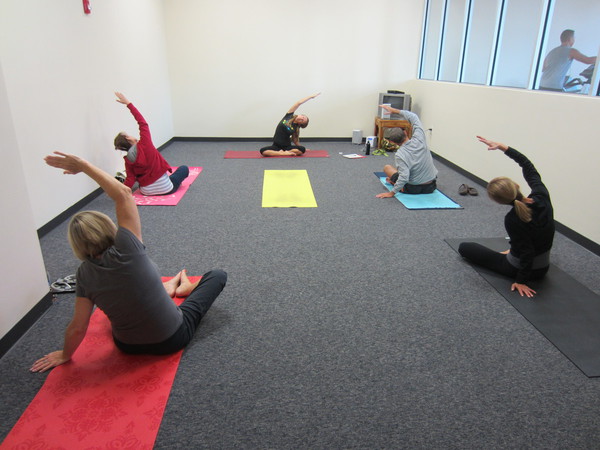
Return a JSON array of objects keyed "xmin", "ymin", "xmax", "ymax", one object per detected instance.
[
  {"xmin": 287, "ymin": 92, "xmax": 321, "ymax": 114},
  {"xmin": 476, "ymin": 136, "xmax": 546, "ymax": 193},
  {"xmin": 115, "ymin": 92, "xmax": 151, "ymax": 142},
  {"xmin": 44, "ymin": 152, "xmax": 142, "ymax": 241}
]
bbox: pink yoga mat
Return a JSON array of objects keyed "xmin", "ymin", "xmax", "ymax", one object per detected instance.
[
  {"xmin": 2, "ymin": 276, "xmax": 200, "ymax": 450},
  {"xmin": 224, "ymin": 150, "xmax": 329, "ymax": 158},
  {"xmin": 133, "ymin": 167, "xmax": 202, "ymax": 206}
]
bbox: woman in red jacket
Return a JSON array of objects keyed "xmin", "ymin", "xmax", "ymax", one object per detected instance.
[{"xmin": 113, "ymin": 92, "xmax": 188, "ymax": 195}]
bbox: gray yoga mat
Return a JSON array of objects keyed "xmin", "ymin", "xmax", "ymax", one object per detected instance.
[{"xmin": 446, "ymin": 237, "xmax": 600, "ymax": 378}]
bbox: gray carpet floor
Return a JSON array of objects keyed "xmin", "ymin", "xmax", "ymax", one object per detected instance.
[{"xmin": 2, "ymin": 140, "xmax": 600, "ymax": 449}]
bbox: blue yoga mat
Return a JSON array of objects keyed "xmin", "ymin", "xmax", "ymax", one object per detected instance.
[{"xmin": 374, "ymin": 172, "xmax": 462, "ymax": 210}]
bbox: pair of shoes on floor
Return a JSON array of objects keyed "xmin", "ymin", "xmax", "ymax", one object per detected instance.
[
  {"xmin": 458, "ymin": 184, "xmax": 478, "ymax": 196},
  {"xmin": 50, "ymin": 274, "xmax": 76, "ymax": 293}
]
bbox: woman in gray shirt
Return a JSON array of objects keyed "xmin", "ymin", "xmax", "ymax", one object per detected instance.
[{"xmin": 31, "ymin": 152, "xmax": 226, "ymax": 372}]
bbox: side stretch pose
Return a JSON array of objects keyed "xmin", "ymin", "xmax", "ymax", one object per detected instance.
[
  {"xmin": 114, "ymin": 92, "xmax": 189, "ymax": 195},
  {"xmin": 31, "ymin": 152, "xmax": 227, "ymax": 372},
  {"xmin": 458, "ymin": 136, "xmax": 555, "ymax": 298},
  {"xmin": 260, "ymin": 93, "xmax": 320, "ymax": 157},
  {"xmin": 376, "ymin": 105, "xmax": 438, "ymax": 198}
]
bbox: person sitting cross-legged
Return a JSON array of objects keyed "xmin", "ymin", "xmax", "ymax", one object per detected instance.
[{"xmin": 376, "ymin": 105, "xmax": 438, "ymax": 198}]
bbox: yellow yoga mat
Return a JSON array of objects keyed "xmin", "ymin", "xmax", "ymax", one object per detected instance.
[{"xmin": 262, "ymin": 170, "xmax": 318, "ymax": 208}]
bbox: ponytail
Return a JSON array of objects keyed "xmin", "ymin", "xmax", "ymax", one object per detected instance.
[
  {"xmin": 513, "ymin": 199, "xmax": 533, "ymax": 223},
  {"xmin": 487, "ymin": 176, "xmax": 532, "ymax": 223}
]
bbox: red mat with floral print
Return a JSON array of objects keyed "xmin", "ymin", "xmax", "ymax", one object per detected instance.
[{"xmin": 2, "ymin": 276, "xmax": 199, "ymax": 449}]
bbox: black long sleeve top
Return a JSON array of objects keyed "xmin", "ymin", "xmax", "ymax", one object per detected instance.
[{"xmin": 504, "ymin": 147, "xmax": 555, "ymax": 283}]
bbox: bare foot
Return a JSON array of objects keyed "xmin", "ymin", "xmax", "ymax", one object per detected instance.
[
  {"xmin": 163, "ymin": 271, "xmax": 182, "ymax": 297},
  {"xmin": 175, "ymin": 269, "xmax": 201, "ymax": 297}
]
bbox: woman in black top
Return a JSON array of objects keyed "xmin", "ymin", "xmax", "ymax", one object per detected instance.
[
  {"xmin": 260, "ymin": 93, "xmax": 320, "ymax": 156},
  {"xmin": 458, "ymin": 136, "xmax": 555, "ymax": 298}
]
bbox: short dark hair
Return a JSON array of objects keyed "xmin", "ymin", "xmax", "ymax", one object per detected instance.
[
  {"xmin": 114, "ymin": 132, "xmax": 131, "ymax": 151},
  {"xmin": 560, "ymin": 29, "xmax": 574, "ymax": 43},
  {"xmin": 386, "ymin": 128, "xmax": 406, "ymax": 145}
]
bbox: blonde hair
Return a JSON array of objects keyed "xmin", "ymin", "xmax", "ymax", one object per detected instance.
[
  {"xmin": 68, "ymin": 211, "xmax": 117, "ymax": 260},
  {"xmin": 487, "ymin": 177, "xmax": 532, "ymax": 223}
]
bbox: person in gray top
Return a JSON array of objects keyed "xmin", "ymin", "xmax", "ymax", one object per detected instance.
[
  {"xmin": 376, "ymin": 105, "xmax": 438, "ymax": 198},
  {"xmin": 539, "ymin": 29, "xmax": 596, "ymax": 91},
  {"xmin": 31, "ymin": 152, "xmax": 226, "ymax": 372}
]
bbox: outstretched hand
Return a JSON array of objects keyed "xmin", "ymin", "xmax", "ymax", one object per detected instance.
[
  {"xmin": 376, "ymin": 191, "xmax": 396, "ymax": 199},
  {"xmin": 299, "ymin": 93, "xmax": 321, "ymax": 104},
  {"xmin": 114, "ymin": 91, "xmax": 131, "ymax": 105},
  {"xmin": 476, "ymin": 136, "xmax": 508, "ymax": 152},
  {"xmin": 44, "ymin": 151, "xmax": 86, "ymax": 175},
  {"xmin": 511, "ymin": 282, "xmax": 537, "ymax": 298}
]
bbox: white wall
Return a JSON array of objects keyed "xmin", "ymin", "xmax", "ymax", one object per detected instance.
[
  {"xmin": 399, "ymin": 79, "xmax": 600, "ymax": 244},
  {"xmin": 164, "ymin": 0, "xmax": 426, "ymax": 138},
  {"xmin": 0, "ymin": 61, "xmax": 49, "ymax": 340},
  {"xmin": 0, "ymin": 0, "xmax": 173, "ymax": 341}
]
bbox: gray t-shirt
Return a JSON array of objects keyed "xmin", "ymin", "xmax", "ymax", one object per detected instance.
[
  {"xmin": 75, "ymin": 227, "xmax": 183, "ymax": 344},
  {"xmin": 540, "ymin": 45, "xmax": 572, "ymax": 90},
  {"xmin": 392, "ymin": 110, "xmax": 438, "ymax": 193}
]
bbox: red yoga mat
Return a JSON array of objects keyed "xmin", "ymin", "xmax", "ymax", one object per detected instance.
[
  {"xmin": 2, "ymin": 276, "xmax": 200, "ymax": 449},
  {"xmin": 224, "ymin": 150, "xmax": 329, "ymax": 158}
]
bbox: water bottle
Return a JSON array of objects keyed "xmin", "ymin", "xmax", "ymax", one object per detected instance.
[{"xmin": 365, "ymin": 141, "xmax": 370, "ymax": 155}]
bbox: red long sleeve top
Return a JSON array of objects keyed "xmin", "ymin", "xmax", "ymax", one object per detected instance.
[{"xmin": 123, "ymin": 103, "xmax": 171, "ymax": 189}]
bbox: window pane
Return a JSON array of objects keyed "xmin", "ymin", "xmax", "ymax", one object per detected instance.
[
  {"xmin": 420, "ymin": 0, "xmax": 446, "ymax": 80},
  {"xmin": 438, "ymin": 0, "xmax": 468, "ymax": 82},
  {"xmin": 536, "ymin": 0, "xmax": 600, "ymax": 94},
  {"xmin": 461, "ymin": 0, "xmax": 502, "ymax": 85},
  {"xmin": 492, "ymin": 0, "xmax": 547, "ymax": 89}
]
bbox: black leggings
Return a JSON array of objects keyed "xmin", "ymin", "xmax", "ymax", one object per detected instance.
[
  {"xmin": 114, "ymin": 270, "xmax": 227, "ymax": 355},
  {"xmin": 458, "ymin": 242, "xmax": 548, "ymax": 280},
  {"xmin": 259, "ymin": 144, "xmax": 306, "ymax": 154},
  {"xmin": 389, "ymin": 173, "xmax": 437, "ymax": 194}
]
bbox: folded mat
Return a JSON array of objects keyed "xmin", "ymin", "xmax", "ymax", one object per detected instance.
[
  {"xmin": 446, "ymin": 237, "xmax": 600, "ymax": 378},
  {"xmin": 133, "ymin": 167, "xmax": 202, "ymax": 206},
  {"xmin": 375, "ymin": 172, "xmax": 462, "ymax": 209},
  {"xmin": 224, "ymin": 150, "xmax": 329, "ymax": 158},
  {"xmin": 2, "ymin": 276, "xmax": 201, "ymax": 448},
  {"xmin": 262, "ymin": 169, "xmax": 317, "ymax": 208}
]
